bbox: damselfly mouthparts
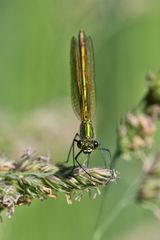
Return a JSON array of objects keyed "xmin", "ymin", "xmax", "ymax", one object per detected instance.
[{"xmin": 67, "ymin": 30, "xmax": 110, "ymax": 168}]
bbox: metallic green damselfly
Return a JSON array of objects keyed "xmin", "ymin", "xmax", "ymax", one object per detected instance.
[{"xmin": 67, "ymin": 30, "xmax": 110, "ymax": 167}]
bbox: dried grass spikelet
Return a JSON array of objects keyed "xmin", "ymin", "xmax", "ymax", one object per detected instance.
[
  {"xmin": 116, "ymin": 71, "xmax": 160, "ymax": 160},
  {"xmin": 115, "ymin": 71, "xmax": 160, "ymax": 219},
  {"xmin": 117, "ymin": 112, "xmax": 155, "ymax": 159},
  {"xmin": 0, "ymin": 150, "xmax": 118, "ymax": 218},
  {"xmin": 137, "ymin": 153, "xmax": 160, "ymax": 219}
]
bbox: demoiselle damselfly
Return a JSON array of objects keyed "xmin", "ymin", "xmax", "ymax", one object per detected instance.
[{"xmin": 67, "ymin": 30, "xmax": 110, "ymax": 168}]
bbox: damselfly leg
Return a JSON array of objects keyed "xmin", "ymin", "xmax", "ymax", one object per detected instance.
[
  {"xmin": 65, "ymin": 134, "xmax": 93, "ymax": 176},
  {"xmin": 97, "ymin": 147, "xmax": 112, "ymax": 168},
  {"xmin": 64, "ymin": 133, "xmax": 79, "ymax": 165}
]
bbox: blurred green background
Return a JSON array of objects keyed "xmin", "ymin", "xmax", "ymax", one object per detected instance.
[{"xmin": 0, "ymin": 0, "xmax": 160, "ymax": 240}]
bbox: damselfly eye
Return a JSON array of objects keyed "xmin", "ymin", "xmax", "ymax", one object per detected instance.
[
  {"xmin": 77, "ymin": 140, "xmax": 83, "ymax": 149},
  {"xmin": 93, "ymin": 140, "xmax": 99, "ymax": 148}
]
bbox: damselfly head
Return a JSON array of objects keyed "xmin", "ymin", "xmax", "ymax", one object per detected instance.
[{"xmin": 77, "ymin": 139, "xmax": 99, "ymax": 154}]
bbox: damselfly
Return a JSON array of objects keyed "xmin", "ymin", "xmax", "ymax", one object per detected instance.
[{"xmin": 67, "ymin": 30, "xmax": 110, "ymax": 168}]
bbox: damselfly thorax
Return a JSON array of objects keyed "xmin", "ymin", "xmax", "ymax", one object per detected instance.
[{"xmin": 78, "ymin": 120, "xmax": 98, "ymax": 154}]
